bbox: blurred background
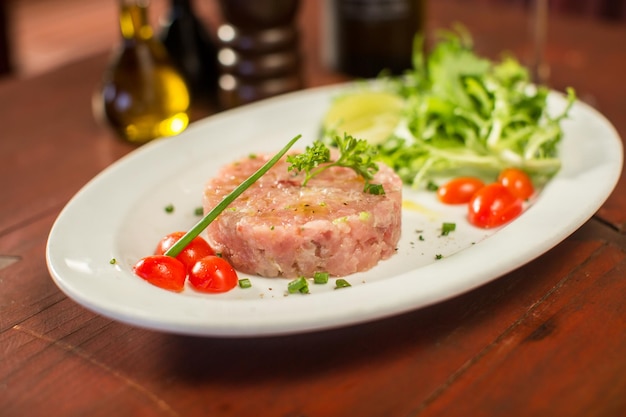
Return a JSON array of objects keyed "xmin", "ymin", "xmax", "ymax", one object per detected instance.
[{"xmin": 1, "ymin": 0, "xmax": 624, "ymax": 79}]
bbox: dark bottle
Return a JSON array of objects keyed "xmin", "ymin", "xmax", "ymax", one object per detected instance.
[
  {"xmin": 94, "ymin": 0, "xmax": 190, "ymax": 144},
  {"xmin": 216, "ymin": 0, "xmax": 303, "ymax": 109},
  {"xmin": 159, "ymin": 0, "xmax": 219, "ymax": 103},
  {"xmin": 325, "ymin": 0, "xmax": 425, "ymax": 78}
]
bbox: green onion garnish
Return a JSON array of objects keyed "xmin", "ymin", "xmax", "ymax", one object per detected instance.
[
  {"xmin": 238, "ymin": 278, "xmax": 252, "ymax": 289},
  {"xmin": 335, "ymin": 279, "xmax": 351, "ymax": 289},
  {"xmin": 441, "ymin": 223, "xmax": 456, "ymax": 236},
  {"xmin": 313, "ymin": 272, "xmax": 329, "ymax": 284},
  {"xmin": 287, "ymin": 276, "xmax": 309, "ymax": 294},
  {"xmin": 441, "ymin": 222, "xmax": 456, "ymax": 236}
]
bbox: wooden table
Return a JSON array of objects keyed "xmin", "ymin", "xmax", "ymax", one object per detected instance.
[{"xmin": 1, "ymin": 1, "xmax": 625, "ymax": 416}]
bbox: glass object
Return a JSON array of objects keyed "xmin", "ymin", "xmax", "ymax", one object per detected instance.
[
  {"xmin": 216, "ymin": 0, "xmax": 303, "ymax": 109},
  {"xmin": 94, "ymin": 0, "xmax": 190, "ymax": 144},
  {"xmin": 159, "ymin": 0, "xmax": 219, "ymax": 103},
  {"xmin": 530, "ymin": 0, "xmax": 550, "ymax": 84},
  {"xmin": 323, "ymin": 0, "xmax": 426, "ymax": 78}
]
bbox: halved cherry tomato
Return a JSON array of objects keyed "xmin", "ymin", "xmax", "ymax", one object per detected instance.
[
  {"xmin": 437, "ymin": 177, "xmax": 485, "ymax": 204},
  {"xmin": 498, "ymin": 168, "xmax": 534, "ymax": 200},
  {"xmin": 155, "ymin": 231, "xmax": 215, "ymax": 273},
  {"xmin": 133, "ymin": 255, "xmax": 187, "ymax": 292},
  {"xmin": 188, "ymin": 256, "xmax": 239, "ymax": 293},
  {"xmin": 468, "ymin": 183, "xmax": 523, "ymax": 228}
]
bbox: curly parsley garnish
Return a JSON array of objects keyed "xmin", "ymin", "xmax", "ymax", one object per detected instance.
[{"xmin": 287, "ymin": 133, "xmax": 385, "ymax": 195}]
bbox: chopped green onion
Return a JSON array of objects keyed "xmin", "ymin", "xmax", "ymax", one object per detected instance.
[
  {"xmin": 164, "ymin": 134, "xmax": 302, "ymax": 257},
  {"xmin": 109, "ymin": 258, "xmax": 117, "ymax": 265},
  {"xmin": 194, "ymin": 207, "xmax": 203, "ymax": 216},
  {"xmin": 288, "ymin": 276, "xmax": 309, "ymax": 294},
  {"xmin": 435, "ymin": 254, "xmax": 443, "ymax": 260},
  {"xmin": 238, "ymin": 278, "xmax": 252, "ymax": 289},
  {"xmin": 313, "ymin": 272, "xmax": 329, "ymax": 284},
  {"xmin": 335, "ymin": 279, "xmax": 351, "ymax": 289},
  {"xmin": 441, "ymin": 222, "xmax": 456, "ymax": 236},
  {"xmin": 164, "ymin": 204, "xmax": 174, "ymax": 213}
]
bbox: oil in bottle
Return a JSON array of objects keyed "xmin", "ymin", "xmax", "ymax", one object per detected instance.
[{"xmin": 94, "ymin": 0, "xmax": 191, "ymax": 144}]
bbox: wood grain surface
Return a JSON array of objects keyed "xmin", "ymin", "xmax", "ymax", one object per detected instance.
[{"xmin": 1, "ymin": 1, "xmax": 625, "ymax": 416}]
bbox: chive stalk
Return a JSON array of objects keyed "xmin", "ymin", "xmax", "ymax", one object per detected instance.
[{"xmin": 165, "ymin": 134, "xmax": 302, "ymax": 258}]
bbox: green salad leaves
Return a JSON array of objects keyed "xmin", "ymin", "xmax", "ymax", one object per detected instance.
[{"xmin": 325, "ymin": 28, "xmax": 576, "ymax": 189}]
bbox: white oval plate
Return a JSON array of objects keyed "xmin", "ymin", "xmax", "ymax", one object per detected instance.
[{"xmin": 46, "ymin": 84, "xmax": 623, "ymax": 337}]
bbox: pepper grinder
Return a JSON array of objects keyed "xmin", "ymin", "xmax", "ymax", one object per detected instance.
[{"xmin": 215, "ymin": 0, "xmax": 303, "ymax": 109}]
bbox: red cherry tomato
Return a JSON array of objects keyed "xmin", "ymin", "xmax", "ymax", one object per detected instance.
[
  {"xmin": 188, "ymin": 256, "xmax": 238, "ymax": 293},
  {"xmin": 133, "ymin": 255, "xmax": 187, "ymax": 292},
  {"xmin": 468, "ymin": 183, "xmax": 523, "ymax": 228},
  {"xmin": 155, "ymin": 231, "xmax": 215, "ymax": 273},
  {"xmin": 437, "ymin": 177, "xmax": 485, "ymax": 204},
  {"xmin": 498, "ymin": 168, "xmax": 534, "ymax": 200}
]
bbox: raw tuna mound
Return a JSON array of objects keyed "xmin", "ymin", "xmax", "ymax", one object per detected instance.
[{"xmin": 203, "ymin": 152, "xmax": 402, "ymax": 278}]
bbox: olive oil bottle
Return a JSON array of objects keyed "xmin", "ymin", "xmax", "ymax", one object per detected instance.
[{"xmin": 94, "ymin": 0, "xmax": 190, "ymax": 144}]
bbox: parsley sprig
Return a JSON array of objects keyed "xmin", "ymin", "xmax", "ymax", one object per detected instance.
[{"xmin": 287, "ymin": 133, "xmax": 385, "ymax": 195}]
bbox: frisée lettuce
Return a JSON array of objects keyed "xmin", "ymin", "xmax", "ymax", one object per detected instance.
[{"xmin": 323, "ymin": 27, "xmax": 576, "ymax": 189}]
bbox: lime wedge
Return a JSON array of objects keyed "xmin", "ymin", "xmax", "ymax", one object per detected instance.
[{"xmin": 322, "ymin": 90, "xmax": 405, "ymax": 145}]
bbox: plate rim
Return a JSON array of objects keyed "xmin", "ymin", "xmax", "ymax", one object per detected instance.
[{"xmin": 46, "ymin": 84, "xmax": 624, "ymax": 337}]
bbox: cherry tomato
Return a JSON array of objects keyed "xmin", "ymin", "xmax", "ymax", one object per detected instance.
[
  {"xmin": 133, "ymin": 255, "xmax": 187, "ymax": 292},
  {"xmin": 468, "ymin": 183, "xmax": 523, "ymax": 228},
  {"xmin": 188, "ymin": 256, "xmax": 238, "ymax": 293},
  {"xmin": 498, "ymin": 168, "xmax": 534, "ymax": 200},
  {"xmin": 437, "ymin": 177, "xmax": 485, "ymax": 204},
  {"xmin": 155, "ymin": 231, "xmax": 215, "ymax": 273}
]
